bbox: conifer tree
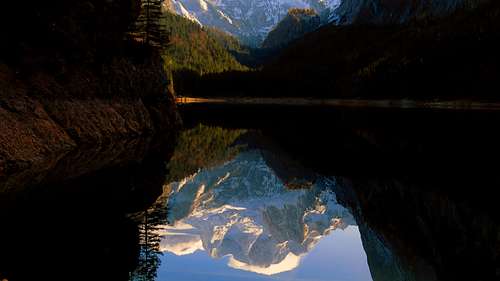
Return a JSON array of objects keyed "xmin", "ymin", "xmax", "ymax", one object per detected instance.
[{"xmin": 133, "ymin": 0, "xmax": 167, "ymax": 48}]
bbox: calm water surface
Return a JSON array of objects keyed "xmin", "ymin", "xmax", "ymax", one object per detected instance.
[
  {"xmin": 159, "ymin": 226, "xmax": 370, "ymax": 281},
  {"xmin": 0, "ymin": 106, "xmax": 499, "ymax": 281},
  {"xmin": 155, "ymin": 148, "xmax": 372, "ymax": 281}
]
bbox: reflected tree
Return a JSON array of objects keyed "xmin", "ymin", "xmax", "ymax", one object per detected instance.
[
  {"xmin": 129, "ymin": 197, "xmax": 169, "ymax": 281},
  {"xmin": 166, "ymin": 124, "xmax": 247, "ymax": 182}
]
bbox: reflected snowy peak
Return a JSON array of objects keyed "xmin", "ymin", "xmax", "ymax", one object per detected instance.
[{"xmin": 159, "ymin": 150, "xmax": 356, "ymax": 275}]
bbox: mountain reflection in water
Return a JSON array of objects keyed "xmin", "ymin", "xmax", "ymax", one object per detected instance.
[{"xmin": 157, "ymin": 149, "xmax": 366, "ymax": 280}]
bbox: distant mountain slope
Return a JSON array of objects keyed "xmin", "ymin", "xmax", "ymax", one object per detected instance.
[
  {"xmin": 188, "ymin": 0, "xmax": 500, "ymax": 99},
  {"xmin": 262, "ymin": 8, "xmax": 321, "ymax": 49},
  {"xmin": 261, "ymin": 0, "xmax": 500, "ymax": 98},
  {"xmin": 161, "ymin": 12, "xmax": 246, "ymax": 74},
  {"xmin": 332, "ymin": 0, "xmax": 486, "ymax": 24},
  {"xmin": 163, "ymin": 0, "xmax": 340, "ymax": 46}
]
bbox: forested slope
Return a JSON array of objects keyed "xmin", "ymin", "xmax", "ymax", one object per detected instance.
[
  {"xmin": 161, "ymin": 12, "xmax": 247, "ymax": 74},
  {"xmin": 187, "ymin": 0, "xmax": 500, "ymax": 99}
]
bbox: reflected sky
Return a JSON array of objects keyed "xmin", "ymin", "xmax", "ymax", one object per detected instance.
[
  {"xmin": 154, "ymin": 149, "xmax": 373, "ymax": 281},
  {"xmin": 157, "ymin": 226, "xmax": 372, "ymax": 281}
]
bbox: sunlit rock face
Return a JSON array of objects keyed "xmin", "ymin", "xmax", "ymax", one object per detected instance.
[
  {"xmin": 158, "ymin": 150, "xmax": 355, "ymax": 275},
  {"xmin": 164, "ymin": 0, "xmax": 485, "ymax": 45},
  {"xmin": 163, "ymin": 0, "xmax": 341, "ymax": 45}
]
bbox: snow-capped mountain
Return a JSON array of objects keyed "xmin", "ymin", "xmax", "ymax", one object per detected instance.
[
  {"xmin": 163, "ymin": 0, "xmax": 485, "ymax": 46},
  {"xmin": 158, "ymin": 150, "xmax": 355, "ymax": 275},
  {"xmin": 163, "ymin": 0, "xmax": 341, "ymax": 46}
]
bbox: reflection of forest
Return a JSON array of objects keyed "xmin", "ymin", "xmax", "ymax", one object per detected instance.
[
  {"xmin": 167, "ymin": 124, "xmax": 318, "ymax": 189},
  {"xmin": 129, "ymin": 208, "xmax": 167, "ymax": 281},
  {"xmin": 166, "ymin": 124, "xmax": 247, "ymax": 182}
]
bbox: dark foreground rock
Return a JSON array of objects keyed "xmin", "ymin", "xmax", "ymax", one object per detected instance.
[
  {"xmin": 0, "ymin": 64, "xmax": 181, "ymax": 192},
  {"xmin": 0, "ymin": 0, "xmax": 182, "ymax": 191}
]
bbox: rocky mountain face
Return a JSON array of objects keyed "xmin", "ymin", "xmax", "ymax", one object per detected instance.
[
  {"xmin": 262, "ymin": 8, "xmax": 321, "ymax": 49},
  {"xmin": 163, "ymin": 0, "xmax": 340, "ymax": 46},
  {"xmin": 164, "ymin": 0, "xmax": 487, "ymax": 46}
]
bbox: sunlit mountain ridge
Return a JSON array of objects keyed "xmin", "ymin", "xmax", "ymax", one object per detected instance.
[
  {"xmin": 163, "ymin": 0, "xmax": 482, "ymax": 46},
  {"xmin": 163, "ymin": 0, "xmax": 340, "ymax": 45}
]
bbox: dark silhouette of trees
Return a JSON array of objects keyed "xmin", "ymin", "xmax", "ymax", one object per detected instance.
[
  {"xmin": 130, "ymin": 213, "xmax": 162, "ymax": 281},
  {"xmin": 133, "ymin": 0, "xmax": 167, "ymax": 48},
  {"xmin": 129, "ymin": 199, "xmax": 169, "ymax": 281}
]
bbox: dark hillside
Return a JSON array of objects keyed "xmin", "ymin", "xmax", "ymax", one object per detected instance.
[
  {"xmin": 186, "ymin": 0, "xmax": 500, "ymax": 100},
  {"xmin": 262, "ymin": 8, "xmax": 321, "ymax": 50},
  {"xmin": 265, "ymin": 0, "xmax": 500, "ymax": 99}
]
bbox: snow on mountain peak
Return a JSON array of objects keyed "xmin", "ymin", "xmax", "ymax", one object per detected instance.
[
  {"xmin": 164, "ymin": 0, "xmax": 479, "ymax": 45},
  {"xmin": 163, "ymin": 0, "xmax": 342, "ymax": 46}
]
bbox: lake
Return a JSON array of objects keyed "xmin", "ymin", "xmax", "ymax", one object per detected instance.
[{"xmin": 0, "ymin": 104, "xmax": 499, "ymax": 281}]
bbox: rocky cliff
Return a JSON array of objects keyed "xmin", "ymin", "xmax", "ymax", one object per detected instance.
[
  {"xmin": 0, "ymin": 0, "xmax": 181, "ymax": 191},
  {"xmin": 0, "ymin": 61, "xmax": 180, "ymax": 192}
]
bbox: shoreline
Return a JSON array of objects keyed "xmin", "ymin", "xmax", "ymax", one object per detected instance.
[{"xmin": 176, "ymin": 97, "xmax": 500, "ymax": 111}]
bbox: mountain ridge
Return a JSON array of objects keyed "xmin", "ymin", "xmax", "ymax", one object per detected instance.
[
  {"xmin": 163, "ymin": 0, "xmax": 484, "ymax": 46},
  {"xmin": 182, "ymin": 0, "xmax": 500, "ymax": 100},
  {"xmin": 262, "ymin": 8, "xmax": 321, "ymax": 49},
  {"xmin": 163, "ymin": 0, "xmax": 340, "ymax": 46}
]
